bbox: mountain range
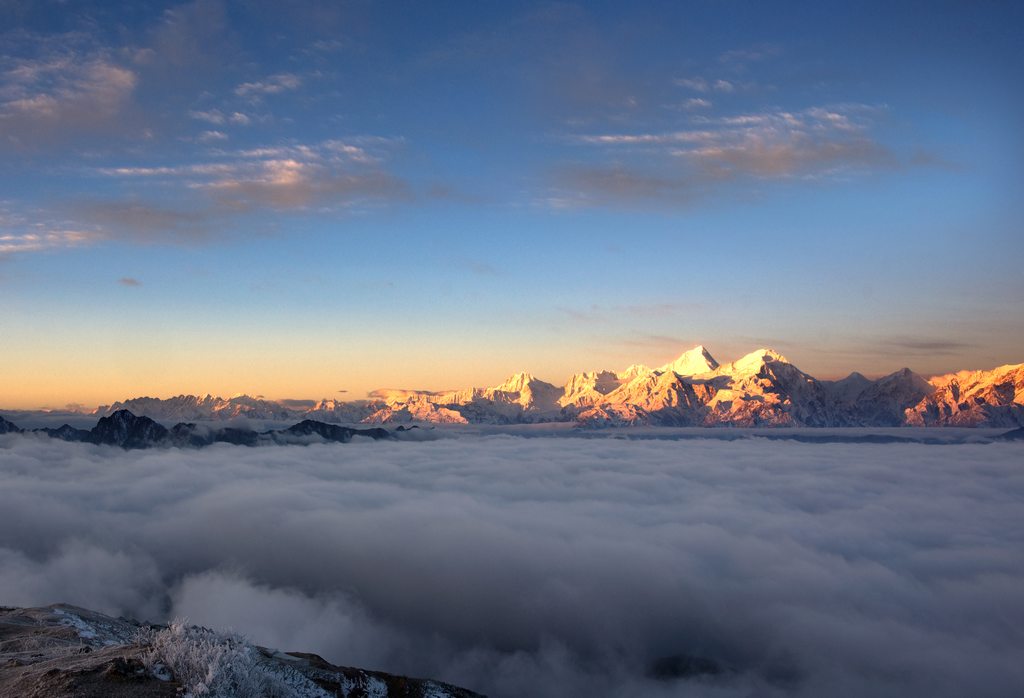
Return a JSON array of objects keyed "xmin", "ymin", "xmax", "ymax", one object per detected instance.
[
  {"xmin": 14, "ymin": 346, "xmax": 1024, "ymax": 428},
  {"xmin": 0, "ymin": 410, "xmax": 394, "ymax": 449}
]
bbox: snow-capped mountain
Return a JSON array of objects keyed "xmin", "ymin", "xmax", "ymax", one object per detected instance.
[
  {"xmin": 352, "ymin": 347, "xmax": 1022, "ymax": 427},
  {"xmin": 560, "ymin": 370, "xmax": 622, "ymax": 408},
  {"xmin": 695, "ymin": 348, "xmax": 836, "ymax": 426},
  {"xmin": 821, "ymin": 371, "xmax": 874, "ymax": 404},
  {"xmin": 577, "ymin": 367, "xmax": 707, "ymax": 426},
  {"xmin": 96, "ymin": 394, "xmax": 295, "ymax": 422},
  {"xmin": 45, "ymin": 346, "xmax": 1024, "ymax": 428},
  {"xmin": 302, "ymin": 398, "xmax": 379, "ymax": 424},
  {"xmin": 905, "ymin": 363, "xmax": 1024, "ymax": 427},
  {"xmin": 658, "ymin": 345, "xmax": 720, "ymax": 376},
  {"xmin": 848, "ymin": 367, "xmax": 934, "ymax": 426}
]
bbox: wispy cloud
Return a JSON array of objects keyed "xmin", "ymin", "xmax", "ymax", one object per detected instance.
[
  {"xmin": 718, "ymin": 44, "xmax": 781, "ymax": 68},
  {"xmin": 0, "ymin": 207, "xmax": 101, "ymax": 256},
  {"xmin": 38, "ymin": 137, "xmax": 413, "ymax": 245},
  {"xmin": 575, "ymin": 130, "xmax": 716, "ymax": 145},
  {"xmin": 195, "ymin": 129, "xmax": 228, "ymax": 143},
  {"xmin": 614, "ymin": 333, "xmax": 697, "ymax": 352},
  {"xmin": 682, "ymin": 97, "xmax": 712, "ymax": 111},
  {"xmin": 559, "ymin": 302, "xmax": 705, "ymax": 323},
  {"xmin": 188, "ymin": 109, "xmax": 251, "ymax": 126},
  {"xmin": 0, "ymin": 50, "xmax": 137, "ymax": 147},
  {"xmin": 205, "ymin": 160, "xmax": 407, "ymax": 211},
  {"xmin": 71, "ymin": 201, "xmax": 212, "ymax": 243},
  {"xmin": 864, "ymin": 336, "xmax": 976, "ymax": 357},
  {"xmin": 551, "ymin": 166, "xmax": 689, "ymax": 205},
  {"xmin": 235, "ymin": 73, "xmax": 302, "ymax": 98},
  {"xmin": 0, "ymin": 229, "xmax": 93, "ymax": 256},
  {"xmin": 96, "ymin": 163, "xmax": 238, "ymax": 178},
  {"xmin": 674, "ymin": 77, "xmax": 736, "ymax": 93},
  {"xmin": 96, "ymin": 138, "xmax": 407, "ymax": 213},
  {"xmin": 554, "ymin": 103, "xmax": 928, "ymax": 204},
  {"xmin": 144, "ymin": 0, "xmax": 233, "ymax": 72}
]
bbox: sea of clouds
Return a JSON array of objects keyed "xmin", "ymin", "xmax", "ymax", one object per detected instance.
[{"xmin": 1, "ymin": 433, "xmax": 1022, "ymax": 697}]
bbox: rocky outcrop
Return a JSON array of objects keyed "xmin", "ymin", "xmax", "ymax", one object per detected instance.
[
  {"xmin": 0, "ymin": 605, "xmax": 481, "ymax": 698},
  {"xmin": 280, "ymin": 419, "xmax": 390, "ymax": 443},
  {"xmin": 88, "ymin": 410, "xmax": 169, "ymax": 448}
]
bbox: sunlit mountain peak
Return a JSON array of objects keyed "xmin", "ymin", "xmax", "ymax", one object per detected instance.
[{"xmin": 659, "ymin": 345, "xmax": 720, "ymax": 376}]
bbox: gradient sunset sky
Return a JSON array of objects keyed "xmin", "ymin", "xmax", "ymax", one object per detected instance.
[{"xmin": 1, "ymin": 1, "xmax": 1021, "ymax": 409}]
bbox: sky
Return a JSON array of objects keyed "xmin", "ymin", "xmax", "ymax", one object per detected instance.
[{"xmin": 0, "ymin": 0, "xmax": 1021, "ymax": 409}]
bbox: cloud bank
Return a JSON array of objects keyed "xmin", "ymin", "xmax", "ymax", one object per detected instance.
[
  {"xmin": 0, "ymin": 435, "xmax": 1021, "ymax": 697},
  {"xmin": 551, "ymin": 104, "xmax": 945, "ymax": 206}
]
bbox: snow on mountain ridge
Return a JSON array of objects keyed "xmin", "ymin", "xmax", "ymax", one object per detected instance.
[
  {"xmin": 658, "ymin": 345, "xmax": 720, "ymax": 376},
  {"xmin": 907, "ymin": 362, "xmax": 1024, "ymax": 426},
  {"xmin": 717, "ymin": 347, "xmax": 791, "ymax": 377},
  {"xmin": 79, "ymin": 350, "xmax": 1024, "ymax": 428},
  {"xmin": 560, "ymin": 370, "xmax": 622, "ymax": 407},
  {"xmin": 822, "ymin": 372, "xmax": 873, "ymax": 403},
  {"xmin": 97, "ymin": 393, "xmax": 295, "ymax": 422}
]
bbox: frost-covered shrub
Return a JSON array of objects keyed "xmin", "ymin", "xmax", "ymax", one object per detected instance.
[{"xmin": 137, "ymin": 620, "xmax": 327, "ymax": 698}]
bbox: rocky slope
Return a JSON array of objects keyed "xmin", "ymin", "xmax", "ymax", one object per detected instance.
[
  {"xmin": 26, "ymin": 346, "xmax": 1023, "ymax": 428},
  {"xmin": 0, "ymin": 415, "xmax": 22, "ymax": 434},
  {"xmin": 0, "ymin": 605, "xmax": 480, "ymax": 698}
]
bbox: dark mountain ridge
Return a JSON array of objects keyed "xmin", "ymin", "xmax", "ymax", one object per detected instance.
[{"xmin": 0, "ymin": 410, "xmax": 394, "ymax": 450}]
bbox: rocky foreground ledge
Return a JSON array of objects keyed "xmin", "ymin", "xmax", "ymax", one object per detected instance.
[{"xmin": 0, "ymin": 605, "xmax": 482, "ymax": 698}]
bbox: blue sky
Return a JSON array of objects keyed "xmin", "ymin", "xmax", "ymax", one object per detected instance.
[{"xmin": 1, "ymin": 0, "xmax": 1021, "ymax": 407}]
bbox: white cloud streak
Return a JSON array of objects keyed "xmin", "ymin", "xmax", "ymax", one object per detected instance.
[
  {"xmin": 558, "ymin": 104, "xmax": 904, "ymax": 202},
  {"xmin": 0, "ymin": 229, "xmax": 94, "ymax": 255},
  {"xmin": 0, "ymin": 435, "xmax": 1021, "ymax": 697},
  {"xmin": 674, "ymin": 77, "xmax": 736, "ymax": 93},
  {"xmin": 188, "ymin": 109, "xmax": 252, "ymax": 126},
  {"xmin": 94, "ymin": 138, "xmax": 406, "ymax": 212},
  {"xmin": 235, "ymin": 72, "xmax": 302, "ymax": 97},
  {"xmin": 196, "ymin": 129, "xmax": 228, "ymax": 142}
]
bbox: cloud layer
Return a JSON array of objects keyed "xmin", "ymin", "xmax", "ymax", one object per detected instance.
[
  {"xmin": 0, "ymin": 435, "xmax": 1022, "ymax": 697},
  {"xmin": 554, "ymin": 104, "xmax": 915, "ymax": 205}
]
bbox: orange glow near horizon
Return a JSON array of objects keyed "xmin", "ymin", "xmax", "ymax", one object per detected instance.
[{"xmin": 2, "ymin": 337, "xmax": 1021, "ymax": 411}]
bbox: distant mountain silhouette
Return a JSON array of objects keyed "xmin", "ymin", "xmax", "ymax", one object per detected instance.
[{"xmin": 0, "ymin": 409, "xmax": 394, "ymax": 450}]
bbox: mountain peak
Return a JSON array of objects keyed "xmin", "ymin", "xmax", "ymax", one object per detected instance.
[
  {"xmin": 494, "ymin": 372, "xmax": 548, "ymax": 394},
  {"xmin": 725, "ymin": 348, "xmax": 791, "ymax": 376},
  {"xmin": 746, "ymin": 347, "xmax": 788, "ymax": 362},
  {"xmin": 660, "ymin": 345, "xmax": 719, "ymax": 376},
  {"xmin": 618, "ymin": 364, "xmax": 653, "ymax": 381},
  {"xmin": 755, "ymin": 347, "xmax": 788, "ymax": 361}
]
